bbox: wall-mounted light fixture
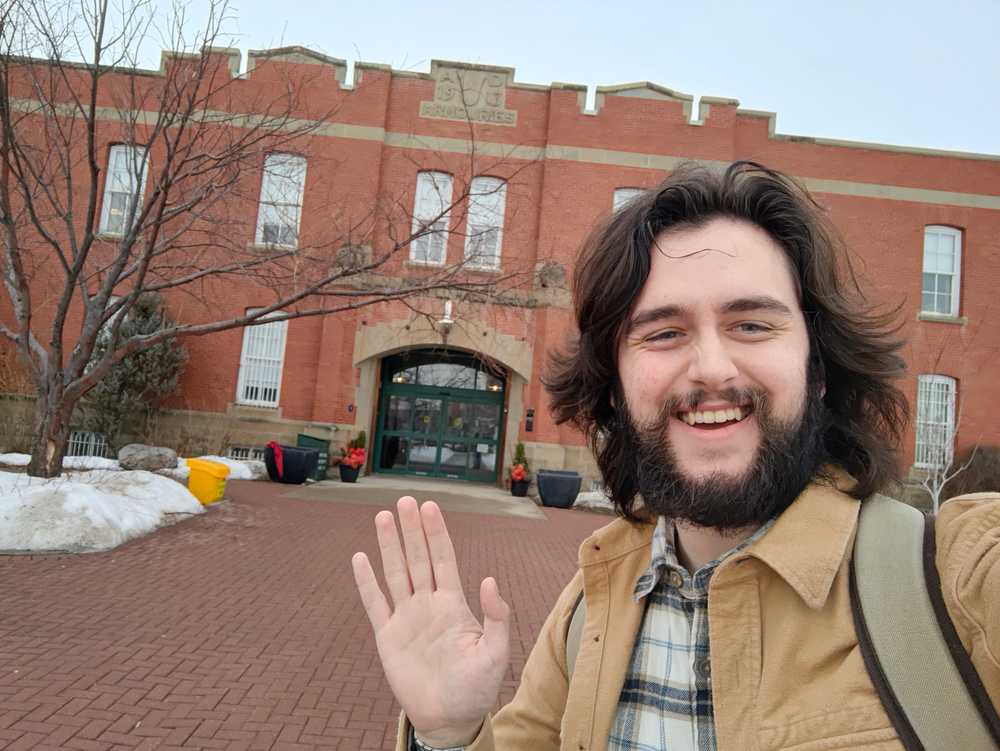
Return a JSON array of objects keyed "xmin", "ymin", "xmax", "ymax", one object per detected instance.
[{"xmin": 437, "ymin": 299, "xmax": 455, "ymax": 343}]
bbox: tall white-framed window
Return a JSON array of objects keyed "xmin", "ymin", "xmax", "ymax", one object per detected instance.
[
  {"xmin": 235, "ymin": 310, "xmax": 288, "ymax": 407},
  {"xmin": 99, "ymin": 144, "xmax": 149, "ymax": 236},
  {"xmin": 464, "ymin": 176, "xmax": 507, "ymax": 270},
  {"xmin": 411, "ymin": 171, "xmax": 454, "ymax": 265},
  {"xmin": 613, "ymin": 187, "xmax": 644, "ymax": 211},
  {"xmin": 256, "ymin": 154, "xmax": 307, "ymax": 247},
  {"xmin": 915, "ymin": 374, "xmax": 957, "ymax": 469},
  {"xmin": 921, "ymin": 226, "xmax": 962, "ymax": 317}
]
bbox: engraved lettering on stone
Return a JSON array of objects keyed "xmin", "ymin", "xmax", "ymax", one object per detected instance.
[{"xmin": 420, "ymin": 66, "xmax": 517, "ymax": 127}]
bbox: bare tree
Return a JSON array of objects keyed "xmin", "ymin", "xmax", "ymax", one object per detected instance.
[
  {"xmin": 917, "ymin": 390, "xmax": 977, "ymax": 514},
  {"xmin": 912, "ymin": 316, "xmax": 995, "ymax": 513},
  {"xmin": 0, "ymin": 0, "xmax": 535, "ymax": 477}
]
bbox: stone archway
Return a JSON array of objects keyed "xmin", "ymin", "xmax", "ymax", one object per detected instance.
[{"xmin": 352, "ymin": 318, "xmax": 532, "ymax": 484}]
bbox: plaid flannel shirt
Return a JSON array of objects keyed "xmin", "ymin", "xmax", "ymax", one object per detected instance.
[
  {"xmin": 409, "ymin": 517, "xmax": 773, "ymax": 751},
  {"xmin": 607, "ymin": 516, "xmax": 774, "ymax": 751}
]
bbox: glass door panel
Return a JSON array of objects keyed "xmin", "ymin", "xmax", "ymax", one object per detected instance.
[
  {"xmin": 383, "ymin": 395, "xmax": 413, "ymax": 431},
  {"xmin": 378, "ymin": 436, "xmax": 407, "ymax": 470},
  {"xmin": 413, "ymin": 398, "xmax": 443, "ymax": 435},
  {"xmin": 407, "ymin": 438, "xmax": 439, "ymax": 474},
  {"xmin": 439, "ymin": 441, "xmax": 470, "ymax": 477}
]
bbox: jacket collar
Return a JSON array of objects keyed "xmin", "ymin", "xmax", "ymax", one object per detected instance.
[
  {"xmin": 734, "ymin": 471, "xmax": 861, "ymax": 610},
  {"xmin": 578, "ymin": 470, "xmax": 861, "ymax": 610}
]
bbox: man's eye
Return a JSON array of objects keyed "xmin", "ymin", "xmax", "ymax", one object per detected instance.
[
  {"xmin": 735, "ymin": 322, "xmax": 771, "ymax": 334},
  {"xmin": 647, "ymin": 330, "xmax": 681, "ymax": 342}
]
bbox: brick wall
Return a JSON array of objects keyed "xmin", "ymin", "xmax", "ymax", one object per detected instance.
[{"xmin": 3, "ymin": 48, "xmax": 998, "ymax": 478}]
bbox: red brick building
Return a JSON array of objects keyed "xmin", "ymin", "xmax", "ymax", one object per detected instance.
[{"xmin": 4, "ymin": 47, "xmax": 999, "ymax": 491}]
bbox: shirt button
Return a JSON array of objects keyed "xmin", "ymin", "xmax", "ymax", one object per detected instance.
[
  {"xmin": 695, "ymin": 657, "xmax": 712, "ymax": 679},
  {"xmin": 668, "ymin": 571, "xmax": 684, "ymax": 588}
]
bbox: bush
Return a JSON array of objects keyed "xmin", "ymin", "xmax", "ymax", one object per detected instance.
[
  {"xmin": 511, "ymin": 442, "xmax": 530, "ymax": 479},
  {"xmin": 943, "ymin": 446, "xmax": 1000, "ymax": 499},
  {"xmin": 76, "ymin": 293, "xmax": 187, "ymax": 454},
  {"xmin": 339, "ymin": 431, "xmax": 367, "ymax": 468}
]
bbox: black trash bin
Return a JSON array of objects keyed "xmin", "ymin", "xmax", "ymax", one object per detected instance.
[
  {"xmin": 265, "ymin": 444, "xmax": 319, "ymax": 484},
  {"xmin": 536, "ymin": 469, "xmax": 582, "ymax": 508},
  {"xmin": 296, "ymin": 433, "xmax": 331, "ymax": 480}
]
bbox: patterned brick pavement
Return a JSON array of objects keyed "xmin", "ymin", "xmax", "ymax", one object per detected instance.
[{"xmin": 0, "ymin": 480, "xmax": 610, "ymax": 750}]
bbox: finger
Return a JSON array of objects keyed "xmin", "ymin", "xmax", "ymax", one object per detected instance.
[
  {"xmin": 375, "ymin": 508, "xmax": 413, "ymax": 605},
  {"xmin": 480, "ymin": 577, "xmax": 511, "ymax": 665},
  {"xmin": 421, "ymin": 501, "xmax": 462, "ymax": 592},
  {"xmin": 352, "ymin": 552, "xmax": 391, "ymax": 632},
  {"xmin": 398, "ymin": 496, "xmax": 434, "ymax": 593}
]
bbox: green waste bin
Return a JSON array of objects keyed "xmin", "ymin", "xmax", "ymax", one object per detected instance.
[{"xmin": 296, "ymin": 433, "xmax": 331, "ymax": 480}]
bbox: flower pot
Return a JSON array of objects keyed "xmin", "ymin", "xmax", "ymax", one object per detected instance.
[
  {"xmin": 536, "ymin": 469, "xmax": 582, "ymax": 508},
  {"xmin": 265, "ymin": 444, "xmax": 319, "ymax": 484},
  {"xmin": 510, "ymin": 478, "xmax": 530, "ymax": 497},
  {"xmin": 339, "ymin": 464, "xmax": 361, "ymax": 483}
]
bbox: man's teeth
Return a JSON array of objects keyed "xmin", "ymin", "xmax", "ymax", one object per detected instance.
[{"xmin": 679, "ymin": 407, "xmax": 746, "ymax": 426}]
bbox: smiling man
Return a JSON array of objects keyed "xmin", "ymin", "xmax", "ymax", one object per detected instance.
[
  {"xmin": 616, "ymin": 218, "xmax": 824, "ymax": 555},
  {"xmin": 352, "ymin": 162, "xmax": 1000, "ymax": 751}
]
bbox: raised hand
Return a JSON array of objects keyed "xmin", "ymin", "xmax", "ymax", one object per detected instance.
[{"xmin": 351, "ymin": 497, "xmax": 511, "ymax": 748}]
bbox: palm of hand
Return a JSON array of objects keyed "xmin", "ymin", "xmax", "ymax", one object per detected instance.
[
  {"xmin": 377, "ymin": 588, "xmax": 507, "ymax": 730},
  {"xmin": 352, "ymin": 497, "xmax": 511, "ymax": 743}
]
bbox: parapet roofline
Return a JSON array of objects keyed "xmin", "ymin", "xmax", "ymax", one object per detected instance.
[{"xmin": 10, "ymin": 45, "xmax": 1000, "ymax": 161}]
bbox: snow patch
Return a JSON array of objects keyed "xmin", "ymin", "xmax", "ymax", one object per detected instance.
[
  {"xmin": 0, "ymin": 452, "xmax": 264, "ymax": 479},
  {"xmin": 0, "ymin": 469, "xmax": 203, "ymax": 553}
]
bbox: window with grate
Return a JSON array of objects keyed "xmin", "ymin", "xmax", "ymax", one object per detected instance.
[
  {"xmin": 100, "ymin": 145, "xmax": 149, "ymax": 236},
  {"xmin": 915, "ymin": 374, "xmax": 956, "ymax": 469},
  {"xmin": 411, "ymin": 171, "xmax": 453, "ymax": 265},
  {"xmin": 228, "ymin": 446, "xmax": 265, "ymax": 461},
  {"xmin": 612, "ymin": 187, "xmax": 645, "ymax": 212},
  {"xmin": 921, "ymin": 226, "xmax": 962, "ymax": 317},
  {"xmin": 256, "ymin": 154, "xmax": 307, "ymax": 247},
  {"xmin": 235, "ymin": 311, "xmax": 288, "ymax": 407},
  {"xmin": 464, "ymin": 176, "xmax": 507, "ymax": 270},
  {"xmin": 67, "ymin": 430, "xmax": 110, "ymax": 458}
]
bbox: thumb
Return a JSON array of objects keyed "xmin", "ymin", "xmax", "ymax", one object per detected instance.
[{"xmin": 480, "ymin": 577, "xmax": 511, "ymax": 660}]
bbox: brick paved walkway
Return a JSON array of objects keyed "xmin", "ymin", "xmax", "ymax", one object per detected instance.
[{"xmin": 0, "ymin": 479, "xmax": 610, "ymax": 750}]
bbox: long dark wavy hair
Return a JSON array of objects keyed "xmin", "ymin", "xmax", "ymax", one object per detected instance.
[{"xmin": 544, "ymin": 161, "xmax": 909, "ymax": 522}]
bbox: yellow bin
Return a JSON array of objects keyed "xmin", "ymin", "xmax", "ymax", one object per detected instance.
[{"xmin": 186, "ymin": 458, "xmax": 230, "ymax": 505}]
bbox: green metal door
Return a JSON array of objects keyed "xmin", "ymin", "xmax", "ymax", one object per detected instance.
[{"xmin": 374, "ymin": 350, "xmax": 505, "ymax": 482}]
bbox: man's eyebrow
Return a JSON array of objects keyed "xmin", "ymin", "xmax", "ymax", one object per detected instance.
[
  {"xmin": 624, "ymin": 304, "xmax": 686, "ymax": 336},
  {"xmin": 720, "ymin": 296, "xmax": 795, "ymax": 317},
  {"xmin": 624, "ymin": 296, "xmax": 795, "ymax": 336}
]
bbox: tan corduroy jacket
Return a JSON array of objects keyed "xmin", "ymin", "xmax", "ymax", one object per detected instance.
[{"xmin": 396, "ymin": 481, "xmax": 1000, "ymax": 751}]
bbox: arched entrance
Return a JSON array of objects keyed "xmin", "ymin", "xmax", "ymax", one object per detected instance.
[{"xmin": 373, "ymin": 349, "xmax": 506, "ymax": 482}]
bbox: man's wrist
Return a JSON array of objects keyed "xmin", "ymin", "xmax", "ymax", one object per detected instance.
[
  {"xmin": 411, "ymin": 719, "xmax": 483, "ymax": 750},
  {"xmin": 412, "ymin": 730, "xmax": 465, "ymax": 750}
]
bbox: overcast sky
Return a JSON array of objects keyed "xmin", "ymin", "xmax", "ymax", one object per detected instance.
[{"xmin": 144, "ymin": 0, "xmax": 999, "ymax": 156}]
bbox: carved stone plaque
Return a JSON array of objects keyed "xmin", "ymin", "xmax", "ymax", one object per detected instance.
[{"xmin": 420, "ymin": 64, "xmax": 517, "ymax": 126}]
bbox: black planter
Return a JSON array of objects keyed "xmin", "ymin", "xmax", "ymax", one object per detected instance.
[
  {"xmin": 536, "ymin": 469, "xmax": 582, "ymax": 508},
  {"xmin": 339, "ymin": 463, "xmax": 361, "ymax": 483},
  {"xmin": 265, "ymin": 444, "xmax": 318, "ymax": 484},
  {"xmin": 510, "ymin": 478, "xmax": 530, "ymax": 497}
]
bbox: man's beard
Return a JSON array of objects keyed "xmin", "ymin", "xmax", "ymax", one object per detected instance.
[{"xmin": 625, "ymin": 381, "xmax": 830, "ymax": 532}]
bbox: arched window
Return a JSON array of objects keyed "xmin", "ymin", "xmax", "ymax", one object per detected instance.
[
  {"xmin": 256, "ymin": 153, "xmax": 307, "ymax": 248},
  {"xmin": 464, "ymin": 176, "xmax": 507, "ymax": 269},
  {"xmin": 411, "ymin": 171, "xmax": 454, "ymax": 265},
  {"xmin": 384, "ymin": 349, "xmax": 504, "ymax": 392}
]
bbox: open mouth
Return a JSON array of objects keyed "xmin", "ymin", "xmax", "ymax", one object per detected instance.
[{"xmin": 675, "ymin": 404, "xmax": 753, "ymax": 430}]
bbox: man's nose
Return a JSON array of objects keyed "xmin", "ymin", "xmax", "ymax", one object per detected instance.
[{"xmin": 686, "ymin": 334, "xmax": 739, "ymax": 389}]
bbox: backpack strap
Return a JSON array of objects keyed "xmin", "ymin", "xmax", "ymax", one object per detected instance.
[
  {"xmin": 565, "ymin": 589, "xmax": 586, "ymax": 679},
  {"xmin": 850, "ymin": 493, "xmax": 1000, "ymax": 750}
]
